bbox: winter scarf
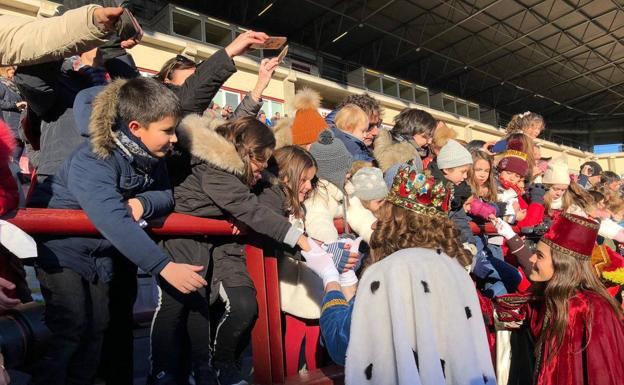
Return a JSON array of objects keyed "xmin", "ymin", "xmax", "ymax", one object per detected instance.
[
  {"xmin": 113, "ymin": 123, "xmax": 160, "ymax": 175},
  {"xmin": 0, "ymin": 77, "xmax": 20, "ymax": 94}
]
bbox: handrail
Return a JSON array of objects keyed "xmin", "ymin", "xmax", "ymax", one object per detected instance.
[
  {"xmin": 4, "ymin": 208, "xmax": 514, "ymax": 385},
  {"xmin": 5, "ymin": 208, "xmax": 502, "ymax": 236}
]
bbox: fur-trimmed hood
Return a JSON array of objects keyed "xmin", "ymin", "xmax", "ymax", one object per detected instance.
[
  {"xmin": 88, "ymin": 79, "xmax": 128, "ymax": 158},
  {"xmin": 176, "ymin": 114, "xmax": 245, "ymax": 175},
  {"xmin": 272, "ymin": 116, "xmax": 294, "ymax": 149},
  {"xmin": 373, "ymin": 129, "xmax": 420, "ymax": 172}
]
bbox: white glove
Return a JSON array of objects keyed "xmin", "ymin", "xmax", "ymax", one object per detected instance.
[
  {"xmin": 494, "ymin": 218, "xmax": 517, "ymax": 240},
  {"xmin": 341, "ymin": 236, "xmax": 363, "ymax": 253},
  {"xmin": 301, "ymin": 238, "xmax": 340, "ymax": 287},
  {"xmin": 339, "ymin": 270, "xmax": 358, "ymax": 287},
  {"xmin": 599, "ymin": 218, "xmax": 623, "ymax": 240}
]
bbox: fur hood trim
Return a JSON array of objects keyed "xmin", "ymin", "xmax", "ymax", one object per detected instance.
[
  {"xmin": 89, "ymin": 79, "xmax": 128, "ymax": 158},
  {"xmin": 272, "ymin": 116, "xmax": 294, "ymax": 149},
  {"xmin": 177, "ymin": 114, "xmax": 245, "ymax": 175},
  {"xmin": 373, "ymin": 129, "xmax": 419, "ymax": 172},
  {"xmin": 288, "ymin": 87, "xmax": 322, "ymax": 112}
]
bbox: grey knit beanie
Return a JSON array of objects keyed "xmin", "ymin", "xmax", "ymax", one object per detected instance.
[
  {"xmin": 310, "ymin": 130, "xmax": 353, "ymax": 191},
  {"xmin": 352, "ymin": 167, "xmax": 388, "ymax": 201},
  {"xmin": 437, "ymin": 139, "xmax": 472, "ymax": 169}
]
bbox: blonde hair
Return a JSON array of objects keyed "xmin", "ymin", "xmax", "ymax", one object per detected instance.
[
  {"xmin": 432, "ymin": 122, "xmax": 457, "ymax": 153},
  {"xmin": 0, "ymin": 66, "xmax": 15, "ymax": 78},
  {"xmin": 335, "ymin": 104, "xmax": 368, "ymax": 133},
  {"xmin": 505, "ymin": 111, "xmax": 545, "ymax": 135},
  {"xmin": 349, "ymin": 160, "xmax": 373, "ymax": 177}
]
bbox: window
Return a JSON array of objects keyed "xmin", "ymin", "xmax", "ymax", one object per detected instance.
[
  {"xmin": 265, "ymin": 100, "xmax": 284, "ymax": 119},
  {"xmin": 225, "ymin": 91, "xmax": 240, "ymax": 109},
  {"xmin": 212, "ymin": 90, "xmax": 241, "ymax": 109},
  {"xmin": 172, "ymin": 10, "xmax": 202, "ymax": 41},
  {"xmin": 205, "ymin": 21, "xmax": 232, "ymax": 47}
]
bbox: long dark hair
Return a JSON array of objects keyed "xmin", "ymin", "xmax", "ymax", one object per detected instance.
[
  {"xmin": 155, "ymin": 55, "xmax": 196, "ymax": 83},
  {"xmin": 271, "ymin": 146, "xmax": 317, "ymax": 218},
  {"xmin": 534, "ymin": 244, "xmax": 623, "ymax": 361},
  {"xmin": 468, "ymin": 150, "xmax": 497, "ymax": 202},
  {"xmin": 216, "ymin": 117, "xmax": 276, "ymax": 186}
]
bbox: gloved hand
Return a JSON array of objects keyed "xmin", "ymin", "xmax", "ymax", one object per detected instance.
[
  {"xmin": 599, "ymin": 218, "xmax": 624, "ymax": 241},
  {"xmin": 301, "ymin": 238, "xmax": 340, "ymax": 287},
  {"xmin": 339, "ymin": 270, "xmax": 358, "ymax": 287},
  {"xmin": 325, "ymin": 238, "xmax": 361, "ymax": 272},
  {"xmin": 340, "ymin": 236, "xmax": 364, "ymax": 270},
  {"xmin": 468, "ymin": 199, "xmax": 497, "ymax": 220},
  {"xmin": 528, "ymin": 183, "xmax": 546, "ymax": 205},
  {"xmin": 493, "ymin": 217, "xmax": 517, "ymax": 240}
]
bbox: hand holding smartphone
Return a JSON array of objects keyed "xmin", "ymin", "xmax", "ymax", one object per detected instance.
[
  {"xmin": 251, "ymin": 36, "xmax": 287, "ymax": 50},
  {"xmin": 115, "ymin": 8, "xmax": 143, "ymax": 42}
]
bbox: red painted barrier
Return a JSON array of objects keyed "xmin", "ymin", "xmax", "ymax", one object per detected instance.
[{"xmin": 5, "ymin": 208, "xmax": 509, "ymax": 384}]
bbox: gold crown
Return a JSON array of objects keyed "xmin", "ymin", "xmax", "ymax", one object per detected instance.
[{"xmin": 386, "ymin": 166, "xmax": 453, "ymax": 217}]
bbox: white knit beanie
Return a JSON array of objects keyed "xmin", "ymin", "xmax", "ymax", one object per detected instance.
[
  {"xmin": 543, "ymin": 158, "xmax": 570, "ymax": 185},
  {"xmin": 437, "ymin": 139, "xmax": 472, "ymax": 169},
  {"xmin": 352, "ymin": 167, "xmax": 389, "ymax": 201}
]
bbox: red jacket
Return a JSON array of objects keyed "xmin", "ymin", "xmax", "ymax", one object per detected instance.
[{"xmin": 0, "ymin": 121, "xmax": 18, "ymax": 216}]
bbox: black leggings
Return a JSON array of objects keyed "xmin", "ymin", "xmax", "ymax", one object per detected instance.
[
  {"xmin": 149, "ymin": 278, "xmax": 214, "ymax": 385},
  {"xmin": 212, "ymin": 284, "xmax": 258, "ymax": 364}
]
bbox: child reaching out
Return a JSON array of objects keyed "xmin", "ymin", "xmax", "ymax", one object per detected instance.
[{"xmin": 497, "ymin": 138, "xmax": 530, "ymax": 224}]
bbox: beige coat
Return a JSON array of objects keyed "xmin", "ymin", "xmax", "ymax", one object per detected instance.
[{"xmin": 0, "ymin": 5, "xmax": 108, "ymax": 66}]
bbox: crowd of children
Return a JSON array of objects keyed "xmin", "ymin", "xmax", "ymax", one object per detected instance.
[{"xmin": 0, "ymin": 4, "xmax": 623, "ymax": 385}]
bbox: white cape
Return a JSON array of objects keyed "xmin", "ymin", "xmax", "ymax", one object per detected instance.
[{"xmin": 345, "ymin": 248, "xmax": 496, "ymax": 385}]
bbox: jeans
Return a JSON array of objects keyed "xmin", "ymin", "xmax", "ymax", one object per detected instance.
[{"xmin": 31, "ymin": 267, "xmax": 109, "ymax": 385}]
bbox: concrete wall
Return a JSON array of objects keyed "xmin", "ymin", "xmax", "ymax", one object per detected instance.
[{"xmin": 2, "ymin": 0, "xmax": 622, "ymax": 175}]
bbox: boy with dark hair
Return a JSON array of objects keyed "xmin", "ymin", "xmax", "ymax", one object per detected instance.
[{"xmin": 32, "ymin": 77, "xmax": 207, "ymax": 385}]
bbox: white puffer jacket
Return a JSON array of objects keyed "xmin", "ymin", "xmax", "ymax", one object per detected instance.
[{"xmin": 304, "ymin": 179, "xmax": 376, "ymax": 244}]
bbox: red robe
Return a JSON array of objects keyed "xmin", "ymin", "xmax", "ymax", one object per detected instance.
[{"xmin": 528, "ymin": 291, "xmax": 624, "ymax": 385}]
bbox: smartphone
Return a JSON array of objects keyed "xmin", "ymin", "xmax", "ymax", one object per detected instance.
[
  {"xmin": 116, "ymin": 8, "xmax": 143, "ymax": 41},
  {"xmin": 251, "ymin": 36, "xmax": 287, "ymax": 50},
  {"xmin": 276, "ymin": 45, "xmax": 289, "ymax": 63}
]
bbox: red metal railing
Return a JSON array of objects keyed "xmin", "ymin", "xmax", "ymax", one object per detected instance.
[{"xmin": 5, "ymin": 208, "xmax": 503, "ymax": 384}]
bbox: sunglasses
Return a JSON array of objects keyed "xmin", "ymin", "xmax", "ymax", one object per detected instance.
[{"xmin": 164, "ymin": 55, "xmax": 196, "ymax": 80}]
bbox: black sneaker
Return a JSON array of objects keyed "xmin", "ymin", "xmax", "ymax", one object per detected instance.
[{"xmin": 213, "ymin": 361, "xmax": 248, "ymax": 385}]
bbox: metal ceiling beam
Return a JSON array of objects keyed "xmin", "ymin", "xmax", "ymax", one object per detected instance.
[
  {"xmin": 466, "ymin": 22, "xmax": 624, "ymax": 99},
  {"xmin": 464, "ymin": 1, "xmax": 595, "ymax": 69},
  {"xmin": 317, "ymin": 0, "xmax": 397, "ymax": 52},
  {"xmin": 381, "ymin": 0, "xmax": 514, "ymax": 70},
  {"xmin": 418, "ymin": 0, "xmax": 504, "ymax": 47},
  {"xmin": 504, "ymin": 54, "xmax": 624, "ymax": 108},
  {"xmin": 445, "ymin": 0, "xmax": 624, "ymax": 114},
  {"xmin": 386, "ymin": 0, "xmax": 599, "ymax": 107},
  {"xmin": 301, "ymin": 0, "xmax": 593, "ymax": 116}
]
